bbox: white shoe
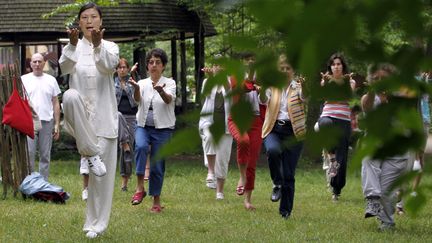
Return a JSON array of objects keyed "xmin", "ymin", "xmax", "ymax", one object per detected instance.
[
  {"xmin": 206, "ymin": 174, "xmax": 216, "ymax": 189},
  {"xmin": 87, "ymin": 155, "xmax": 106, "ymax": 177},
  {"xmin": 413, "ymin": 160, "xmax": 422, "ymax": 171},
  {"xmin": 86, "ymin": 231, "xmax": 98, "ymax": 239},
  {"xmin": 216, "ymin": 192, "xmax": 224, "ymax": 200},
  {"xmin": 82, "ymin": 188, "xmax": 88, "ymax": 201},
  {"xmin": 80, "ymin": 157, "xmax": 89, "ymax": 175}
]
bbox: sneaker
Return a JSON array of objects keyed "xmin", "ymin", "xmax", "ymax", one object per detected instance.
[
  {"xmin": 206, "ymin": 174, "xmax": 216, "ymax": 189},
  {"xmin": 378, "ymin": 222, "xmax": 395, "ymax": 231},
  {"xmin": 281, "ymin": 212, "xmax": 290, "ymax": 220},
  {"xmin": 79, "ymin": 157, "xmax": 89, "ymax": 175},
  {"xmin": 216, "ymin": 192, "xmax": 224, "ymax": 200},
  {"xmin": 396, "ymin": 200, "xmax": 404, "ymax": 215},
  {"xmin": 271, "ymin": 186, "xmax": 281, "ymax": 202},
  {"xmin": 413, "ymin": 159, "xmax": 422, "ymax": 171},
  {"xmin": 365, "ymin": 197, "xmax": 381, "ymax": 218},
  {"xmin": 328, "ymin": 160, "xmax": 340, "ymax": 178},
  {"xmin": 396, "ymin": 206, "xmax": 405, "ymax": 215},
  {"xmin": 86, "ymin": 231, "xmax": 98, "ymax": 239},
  {"xmin": 87, "ymin": 155, "xmax": 106, "ymax": 177},
  {"xmin": 332, "ymin": 194, "xmax": 339, "ymax": 202},
  {"xmin": 82, "ymin": 188, "xmax": 88, "ymax": 201}
]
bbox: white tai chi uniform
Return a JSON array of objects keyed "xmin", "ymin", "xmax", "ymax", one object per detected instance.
[{"xmin": 59, "ymin": 37, "xmax": 119, "ymax": 234}]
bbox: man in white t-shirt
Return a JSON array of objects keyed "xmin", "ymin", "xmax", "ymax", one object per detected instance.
[{"xmin": 21, "ymin": 53, "xmax": 61, "ymax": 181}]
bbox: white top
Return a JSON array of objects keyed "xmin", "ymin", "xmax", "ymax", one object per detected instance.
[
  {"xmin": 260, "ymin": 80, "xmax": 303, "ymax": 120},
  {"xmin": 59, "ymin": 38, "xmax": 119, "ymax": 138},
  {"xmin": 199, "ymin": 79, "xmax": 232, "ymax": 133},
  {"xmin": 21, "ymin": 73, "xmax": 61, "ymax": 121},
  {"xmin": 245, "ymin": 90, "xmax": 261, "ymax": 116},
  {"xmin": 136, "ymin": 76, "xmax": 176, "ymax": 129}
]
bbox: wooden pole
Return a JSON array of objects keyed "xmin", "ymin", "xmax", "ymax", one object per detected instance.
[{"xmin": 180, "ymin": 32, "xmax": 187, "ymax": 112}]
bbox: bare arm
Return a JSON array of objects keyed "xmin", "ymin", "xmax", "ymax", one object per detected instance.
[
  {"xmin": 154, "ymin": 84, "xmax": 172, "ymax": 104},
  {"xmin": 361, "ymin": 92, "xmax": 375, "ymax": 112},
  {"xmin": 128, "ymin": 78, "xmax": 141, "ymax": 103}
]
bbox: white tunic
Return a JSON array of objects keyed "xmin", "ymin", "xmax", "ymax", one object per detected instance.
[{"xmin": 59, "ymin": 38, "xmax": 119, "ymax": 138}]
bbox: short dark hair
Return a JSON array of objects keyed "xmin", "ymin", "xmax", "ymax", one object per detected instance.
[
  {"xmin": 326, "ymin": 53, "xmax": 349, "ymax": 75},
  {"xmin": 78, "ymin": 2, "xmax": 102, "ymax": 20},
  {"xmin": 145, "ymin": 48, "xmax": 168, "ymax": 69}
]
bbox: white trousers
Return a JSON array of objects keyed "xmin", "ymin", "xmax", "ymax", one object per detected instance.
[
  {"xmin": 83, "ymin": 137, "xmax": 117, "ymax": 233},
  {"xmin": 63, "ymin": 89, "xmax": 117, "ymax": 234},
  {"xmin": 200, "ymin": 128, "xmax": 233, "ymax": 179}
]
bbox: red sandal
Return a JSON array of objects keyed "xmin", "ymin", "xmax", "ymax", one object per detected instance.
[
  {"xmin": 131, "ymin": 191, "xmax": 146, "ymax": 205},
  {"xmin": 150, "ymin": 205, "xmax": 164, "ymax": 213}
]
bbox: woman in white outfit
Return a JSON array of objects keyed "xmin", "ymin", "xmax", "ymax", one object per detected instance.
[
  {"xmin": 59, "ymin": 2, "xmax": 119, "ymax": 239},
  {"xmin": 199, "ymin": 65, "xmax": 233, "ymax": 200}
]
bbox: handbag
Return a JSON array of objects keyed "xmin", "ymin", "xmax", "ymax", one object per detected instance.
[{"xmin": 2, "ymin": 77, "xmax": 35, "ymax": 138}]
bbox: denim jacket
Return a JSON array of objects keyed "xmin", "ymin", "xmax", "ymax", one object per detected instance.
[{"xmin": 115, "ymin": 76, "xmax": 138, "ymax": 108}]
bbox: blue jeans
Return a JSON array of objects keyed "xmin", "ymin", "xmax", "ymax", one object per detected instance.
[
  {"xmin": 264, "ymin": 121, "xmax": 303, "ymax": 216},
  {"xmin": 135, "ymin": 126, "xmax": 173, "ymax": 196}
]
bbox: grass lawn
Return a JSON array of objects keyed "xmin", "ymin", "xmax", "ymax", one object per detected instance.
[{"xmin": 1, "ymin": 156, "xmax": 431, "ymax": 242}]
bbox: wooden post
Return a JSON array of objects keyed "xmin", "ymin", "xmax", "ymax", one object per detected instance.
[
  {"xmin": 194, "ymin": 27, "xmax": 205, "ymax": 106},
  {"xmin": 133, "ymin": 45, "xmax": 147, "ymax": 79},
  {"xmin": 180, "ymin": 32, "xmax": 187, "ymax": 112},
  {"xmin": 171, "ymin": 37, "xmax": 178, "ymax": 83}
]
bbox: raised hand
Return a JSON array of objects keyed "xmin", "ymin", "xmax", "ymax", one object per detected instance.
[
  {"xmin": 128, "ymin": 77, "xmax": 139, "ymax": 89},
  {"xmin": 131, "ymin": 62, "xmax": 139, "ymax": 73},
  {"xmin": 320, "ymin": 72, "xmax": 331, "ymax": 86},
  {"xmin": 91, "ymin": 28, "xmax": 104, "ymax": 47},
  {"xmin": 153, "ymin": 81, "xmax": 166, "ymax": 94},
  {"xmin": 296, "ymin": 75, "xmax": 306, "ymax": 84},
  {"xmin": 67, "ymin": 28, "xmax": 79, "ymax": 46}
]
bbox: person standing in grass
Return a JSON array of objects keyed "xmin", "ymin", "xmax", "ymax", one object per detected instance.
[
  {"xmin": 21, "ymin": 53, "xmax": 61, "ymax": 181},
  {"xmin": 115, "ymin": 58, "xmax": 139, "ymax": 191},
  {"xmin": 228, "ymin": 52, "xmax": 264, "ymax": 210},
  {"xmin": 361, "ymin": 63, "xmax": 412, "ymax": 231},
  {"xmin": 199, "ymin": 62, "xmax": 233, "ymax": 200},
  {"xmin": 59, "ymin": 2, "xmax": 118, "ymax": 238},
  {"xmin": 128, "ymin": 48, "xmax": 176, "ymax": 213},
  {"xmin": 318, "ymin": 53, "xmax": 356, "ymax": 201},
  {"xmin": 260, "ymin": 54, "xmax": 306, "ymax": 219}
]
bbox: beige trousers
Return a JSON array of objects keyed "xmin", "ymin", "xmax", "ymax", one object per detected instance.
[{"xmin": 200, "ymin": 127, "xmax": 233, "ymax": 179}]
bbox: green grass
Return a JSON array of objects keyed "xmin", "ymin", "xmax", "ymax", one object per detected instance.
[{"xmin": 1, "ymin": 157, "xmax": 431, "ymax": 242}]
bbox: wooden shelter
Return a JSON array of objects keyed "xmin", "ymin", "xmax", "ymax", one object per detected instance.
[{"xmin": 0, "ymin": 0, "xmax": 217, "ymax": 107}]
